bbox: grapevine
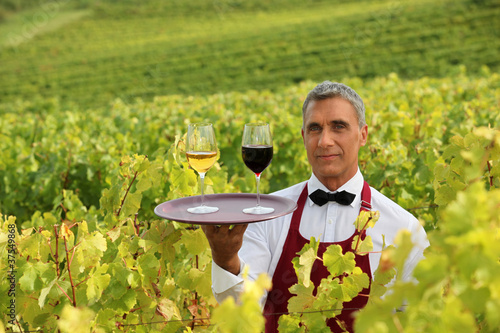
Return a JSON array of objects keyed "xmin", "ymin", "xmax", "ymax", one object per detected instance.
[{"xmin": 0, "ymin": 72, "xmax": 499, "ymax": 332}]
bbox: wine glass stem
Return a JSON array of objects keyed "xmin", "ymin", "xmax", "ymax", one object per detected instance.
[
  {"xmin": 255, "ymin": 173, "xmax": 261, "ymax": 207},
  {"xmin": 199, "ymin": 172, "xmax": 206, "ymax": 207}
]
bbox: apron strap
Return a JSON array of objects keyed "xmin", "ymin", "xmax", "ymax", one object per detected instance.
[
  {"xmin": 289, "ymin": 184, "xmax": 309, "ymax": 231},
  {"xmin": 360, "ymin": 181, "xmax": 372, "ymax": 211}
]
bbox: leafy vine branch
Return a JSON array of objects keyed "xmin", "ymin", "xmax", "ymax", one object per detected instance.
[
  {"xmin": 487, "ymin": 160, "xmax": 494, "ymax": 187},
  {"xmin": 116, "ymin": 170, "xmax": 139, "ymax": 217},
  {"xmin": 353, "ymin": 216, "xmax": 373, "ymax": 253},
  {"xmin": 51, "ymin": 225, "xmax": 61, "ymax": 277},
  {"xmin": 116, "ymin": 155, "xmax": 148, "ymax": 217},
  {"xmin": 63, "ymin": 236, "xmax": 77, "ymax": 307}
]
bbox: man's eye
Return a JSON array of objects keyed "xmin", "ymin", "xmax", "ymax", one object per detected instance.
[
  {"xmin": 333, "ymin": 123, "xmax": 347, "ymax": 130},
  {"xmin": 309, "ymin": 126, "xmax": 321, "ymax": 132}
]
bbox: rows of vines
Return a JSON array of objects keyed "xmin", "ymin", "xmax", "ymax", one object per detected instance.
[{"xmin": 1, "ymin": 70, "xmax": 499, "ymax": 331}]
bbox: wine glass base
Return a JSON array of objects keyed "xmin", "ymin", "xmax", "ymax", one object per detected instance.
[
  {"xmin": 187, "ymin": 205, "xmax": 219, "ymax": 214},
  {"xmin": 242, "ymin": 206, "xmax": 275, "ymax": 215}
]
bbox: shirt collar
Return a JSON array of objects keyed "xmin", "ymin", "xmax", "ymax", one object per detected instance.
[{"xmin": 307, "ymin": 169, "xmax": 364, "ymax": 208}]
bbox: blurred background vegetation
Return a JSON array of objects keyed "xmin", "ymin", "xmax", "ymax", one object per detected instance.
[{"xmin": 0, "ymin": 0, "xmax": 498, "ymax": 109}]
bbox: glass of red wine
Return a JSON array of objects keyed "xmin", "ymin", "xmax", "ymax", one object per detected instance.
[{"xmin": 241, "ymin": 122, "xmax": 275, "ymax": 215}]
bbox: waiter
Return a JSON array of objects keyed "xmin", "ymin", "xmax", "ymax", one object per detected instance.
[{"xmin": 202, "ymin": 81, "xmax": 429, "ymax": 332}]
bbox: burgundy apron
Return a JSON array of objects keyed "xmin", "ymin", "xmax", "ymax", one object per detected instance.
[{"xmin": 263, "ymin": 181, "xmax": 372, "ymax": 332}]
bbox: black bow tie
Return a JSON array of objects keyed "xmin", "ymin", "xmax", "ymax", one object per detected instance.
[{"xmin": 309, "ymin": 189, "xmax": 356, "ymax": 206}]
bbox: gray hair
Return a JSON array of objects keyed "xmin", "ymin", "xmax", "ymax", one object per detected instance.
[{"xmin": 302, "ymin": 81, "xmax": 366, "ymax": 128}]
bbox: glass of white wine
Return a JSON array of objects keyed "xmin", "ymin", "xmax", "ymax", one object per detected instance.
[{"xmin": 186, "ymin": 123, "xmax": 219, "ymax": 214}]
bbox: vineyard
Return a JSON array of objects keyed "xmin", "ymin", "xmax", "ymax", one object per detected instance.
[
  {"xmin": 1, "ymin": 68, "xmax": 499, "ymax": 332},
  {"xmin": 1, "ymin": 0, "xmax": 500, "ymax": 331},
  {"xmin": 0, "ymin": 0, "xmax": 499, "ymax": 108}
]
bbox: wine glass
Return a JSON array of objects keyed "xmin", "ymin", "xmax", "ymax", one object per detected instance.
[
  {"xmin": 186, "ymin": 123, "xmax": 219, "ymax": 214},
  {"xmin": 241, "ymin": 122, "xmax": 275, "ymax": 215}
]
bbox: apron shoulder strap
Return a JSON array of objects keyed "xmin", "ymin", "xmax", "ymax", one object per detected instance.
[
  {"xmin": 360, "ymin": 181, "xmax": 372, "ymax": 211},
  {"xmin": 290, "ymin": 183, "xmax": 309, "ymax": 231}
]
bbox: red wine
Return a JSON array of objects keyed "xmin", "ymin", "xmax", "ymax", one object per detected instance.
[{"xmin": 242, "ymin": 145, "xmax": 273, "ymax": 176}]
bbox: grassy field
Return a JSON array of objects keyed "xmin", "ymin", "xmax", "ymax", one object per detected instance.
[{"xmin": 0, "ymin": 0, "xmax": 498, "ymax": 109}]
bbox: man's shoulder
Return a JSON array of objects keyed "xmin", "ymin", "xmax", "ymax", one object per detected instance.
[
  {"xmin": 369, "ymin": 186, "xmax": 418, "ymax": 224},
  {"xmin": 368, "ymin": 186, "xmax": 430, "ymax": 251}
]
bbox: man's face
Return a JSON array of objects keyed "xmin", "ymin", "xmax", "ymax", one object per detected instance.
[{"xmin": 301, "ymin": 97, "xmax": 368, "ymax": 190}]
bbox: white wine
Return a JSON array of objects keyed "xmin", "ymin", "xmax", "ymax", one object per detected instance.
[
  {"xmin": 186, "ymin": 151, "xmax": 217, "ymax": 174},
  {"xmin": 185, "ymin": 123, "xmax": 219, "ymax": 214}
]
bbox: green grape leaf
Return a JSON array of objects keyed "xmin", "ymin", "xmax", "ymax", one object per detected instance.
[
  {"xmin": 157, "ymin": 223, "xmax": 181, "ymax": 263},
  {"xmin": 106, "ymin": 227, "xmax": 121, "ymax": 242},
  {"xmin": 486, "ymin": 298, "xmax": 500, "ymax": 329},
  {"xmin": 19, "ymin": 261, "xmax": 39, "ymax": 292},
  {"xmin": 352, "ymin": 235, "xmax": 374, "ymax": 255},
  {"xmin": 459, "ymin": 286, "xmax": 490, "ymax": 313},
  {"xmin": 371, "ymin": 246, "xmax": 397, "ymax": 298},
  {"xmin": 17, "ymin": 294, "xmax": 51, "ymax": 327},
  {"xmin": 180, "ymin": 228, "xmax": 209, "ymax": 256},
  {"xmin": 188, "ymin": 266, "xmax": 213, "ymax": 299},
  {"xmin": 74, "ymin": 224, "xmax": 107, "ymax": 271},
  {"xmin": 278, "ymin": 315, "xmax": 306, "ymax": 333},
  {"xmin": 434, "ymin": 184, "xmax": 456, "ymax": 206},
  {"xmin": 95, "ymin": 308, "xmax": 120, "ymax": 331},
  {"xmin": 442, "ymin": 296, "xmax": 477, "ymax": 332},
  {"xmin": 99, "ymin": 183, "xmax": 122, "ymax": 216},
  {"xmin": 121, "ymin": 191, "xmax": 142, "ymax": 217},
  {"xmin": 292, "ymin": 237, "xmax": 320, "ymax": 288},
  {"xmin": 133, "ymin": 155, "xmax": 150, "ymax": 173},
  {"xmin": 58, "ymin": 304, "xmax": 95, "ymax": 333},
  {"xmin": 39, "ymin": 279, "xmax": 56, "ymax": 309},
  {"xmin": 136, "ymin": 175, "xmax": 152, "ymax": 193},
  {"xmin": 300, "ymin": 311, "xmax": 330, "ymax": 332},
  {"xmin": 341, "ymin": 267, "xmax": 370, "ymax": 302},
  {"xmin": 156, "ymin": 298, "xmax": 182, "ymax": 321},
  {"xmin": 137, "ymin": 252, "xmax": 160, "ymax": 282},
  {"xmin": 288, "ymin": 283, "xmax": 315, "ymax": 313},
  {"xmin": 354, "ymin": 210, "xmax": 379, "ymax": 232},
  {"xmin": 18, "ymin": 230, "xmax": 51, "ymax": 261},
  {"xmin": 106, "ymin": 280, "xmax": 128, "ymax": 300},
  {"xmin": 171, "ymin": 166, "xmax": 198, "ymax": 196},
  {"xmin": 323, "ymin": 244, "xmax": 356, "ymax": 277},
  {"xmin": 86, "ymin": 264, "xmax": 111, "ymax": 303},
  {"xmin": 316, "ymin": 278, "xmax": 343, "ymax": 310},
  {"xmin": 107, "ymin": 288, "xmax": 137, "ymax": 313},
  {"xmin": 388, "ymin": 230, "xmax": 416, "ymax": 281}
]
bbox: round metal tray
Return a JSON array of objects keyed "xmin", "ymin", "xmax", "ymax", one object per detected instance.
[{"xmin": 154, "ymin": 193, "xmax": 297, "ymax": 225}]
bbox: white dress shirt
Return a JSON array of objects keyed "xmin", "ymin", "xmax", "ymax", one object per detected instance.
[{"xmin": 211, "ymin": 169, "xmax": 430, "ymax": 304}]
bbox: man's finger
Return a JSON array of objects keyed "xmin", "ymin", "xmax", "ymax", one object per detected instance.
[
  {"xmin": 201, "ymin": 224, "xmax": 220, "ymax": 235},
  {"xmin": 229, "ymin": 224, "xmax": 248, "ymax": 235}
]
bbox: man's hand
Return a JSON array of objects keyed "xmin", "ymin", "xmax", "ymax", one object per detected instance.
[{"xmin": 201, "ymin": 224, "xmax": 248, "ymax": 276}]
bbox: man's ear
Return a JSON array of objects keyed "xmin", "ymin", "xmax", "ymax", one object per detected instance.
[
  {"xmin": 360, "ymin": 124, "xmax": 368, "ymax": 146},
  {"xmin": 301, "ymin": 127, "xmax": 305, "ymax": 146}
]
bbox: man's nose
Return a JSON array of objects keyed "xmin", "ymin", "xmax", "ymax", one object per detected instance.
[{"xmin": 318, "ymin": 130, "xmax": 334, "ymax": 148}]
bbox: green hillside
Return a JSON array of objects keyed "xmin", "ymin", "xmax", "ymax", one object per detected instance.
[{"xmin": 0, "ymin": 0, "xmax": 499, "ymax": 108}]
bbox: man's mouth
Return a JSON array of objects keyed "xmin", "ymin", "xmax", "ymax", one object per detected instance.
[{"xmin": 317, "ymin": 153, "xmax": 340, "ymax": 160}]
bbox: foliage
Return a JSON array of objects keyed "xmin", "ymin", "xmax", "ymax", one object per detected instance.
[
  {"xmin": 1, "ymin": 69, "xmax": 499, "ymax": 226},
  {"xmin": 1, "ymin": 151, "xmax": 218, "ymax": 332},
  {"xmin": 0, "ymin": 0, "xmax": 498, "ymax": 108},
  {"xmin": 278, "ymin": 211, "xmax": 378, "ymax": 331},
  {"xmin": 0, "ymin": 72, "xmax": 499, "ymax": 331},
  {"xmin": 212, "ymin": 269, "xmax": 271, "ymax": 333},
  {"xmin": 355, "ymin": 128, "xmax": 500, "ymax": 332}
]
